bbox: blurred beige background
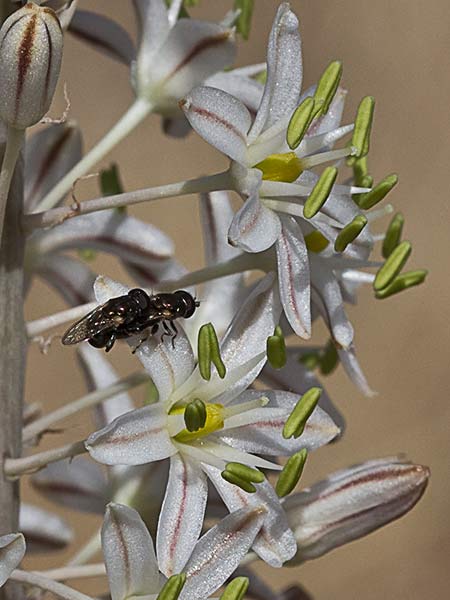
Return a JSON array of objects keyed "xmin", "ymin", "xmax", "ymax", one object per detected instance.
[{"xmin": 22, "ymin": 1, "xmax": 450, "ymax": 599}]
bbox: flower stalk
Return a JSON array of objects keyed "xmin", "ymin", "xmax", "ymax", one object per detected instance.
[{"xmin": 24, "ymin": 170, "xmax": 233, "ymax": 230}]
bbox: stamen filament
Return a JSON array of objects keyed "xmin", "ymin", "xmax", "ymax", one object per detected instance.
[
  {"xmin": 299, "ymin": 146, "xmax": 353, "ymax": 170},
  {"xmin": 223, "ymin": 396, "xmax": 269, "ymax": 420}
]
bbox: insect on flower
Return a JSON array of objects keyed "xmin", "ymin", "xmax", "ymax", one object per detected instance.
[{"xmin": 62, "ymin": 289, "xmax": 199, "ymax": 352}]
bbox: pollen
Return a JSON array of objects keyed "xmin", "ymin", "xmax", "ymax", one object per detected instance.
[
  {"xmin": 255, "ymin": 152, "xmax": 303, "ymax": 183},
  {"xmin": 173, "ymin": 403, "xmax": 225, "ymax": 443}
]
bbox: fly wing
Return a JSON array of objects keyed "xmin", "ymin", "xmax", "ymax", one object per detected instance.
[{"xmin": 62, "ymin": 305, "xmax": 125, "ymax": 345}]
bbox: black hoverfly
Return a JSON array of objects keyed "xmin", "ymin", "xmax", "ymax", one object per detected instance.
[{"xmin": 62, "ymin": 288, "xmax": 199, "ymax": 352}]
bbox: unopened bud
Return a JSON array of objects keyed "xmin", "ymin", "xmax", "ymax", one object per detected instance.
[
  {"xmin": 0, "ymin": 3, "xmax": 63, "ymax": 129},
  {"xmin": 284, "ymin": 458, "xmax": 429, "ymax": 563}
]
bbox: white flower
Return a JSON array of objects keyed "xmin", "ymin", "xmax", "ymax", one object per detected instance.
[
  {"xmin": 69, "ymin": 0, "xmax": 263, "ymax": 136},
  {"xmin": 85, "ymin": 274, "xmax": 339, "ymax": 569},
  {"xmin": 102, "ymin": 502, "xmax": 265, "ymax": 600},
  {"xmin": 180, "ymin": 3, "xmax": 373, "ymax": 338}
]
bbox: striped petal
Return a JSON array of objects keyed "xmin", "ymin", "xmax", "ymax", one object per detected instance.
[
  {"xmin": 248, "ymin": 4, "xmax": 302, "ymax": 142},
  {"xmin": 25, "ymin": 122, "xmax": 82, "ymax": 210},
  {"xmin": 152, "ymin": 21, "xmax": 236, "ymax": 107},
  {"xmin": 181, "ymin": 86, "xmax": 251, "ymax": 163},
  {"xmin": 86, "ymin": 403, "xmax": 177, "ymax": 466},
  {"xmin": 102, "ymin": 503, "xmax": 160, "ymax": 600},
  {"xmin": 31, "ymin": 458, "xmax": 109, "ymax": 514},
  {"xmin": 69, "ymin": 10, "xmax": 136, "ymax": 65},
  {"xmin": 276, "ymin": 216, "xmax": 311, "ymax": 339},
  {"xmin": 204, "ymin": 465, "xmax": 296, "ymax": 567},
  {"xmin": 310, "ymin": 255, "xmax": 354, "ymax": 349},
  {"xmin": 34, "ymin": 209, "xmax": 174, "ymax": 267},
  {"xmin": 228, "ymin": 187, "xmax": 281, "ymax": 253},
  {"xmin": 157, "ymin": 454, "xmax": 207, "ymax": 577},
  {"xmin": 181, "ymin": 506, "xmax": 265, "ymax": 600},
  {"xmin": 35, "ymin": 253, "xmax": 96, "ymax": 306}
]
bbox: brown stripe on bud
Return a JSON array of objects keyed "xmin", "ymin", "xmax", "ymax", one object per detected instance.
[{"xmin": 0, "ymin": 3, "xmax": 63, "ymax": 129}]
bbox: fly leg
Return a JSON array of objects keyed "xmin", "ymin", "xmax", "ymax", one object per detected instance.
[
  {"xmin": 160, "ymin": 320, "xmax": 173, "ymax": 345},
  {"xmin": 104, "ymin": 332, "xmax": 116, "ymax": 353},
  {"xmin": 169, "ymin": 321, "xmax": 178, "ymax": 348}
]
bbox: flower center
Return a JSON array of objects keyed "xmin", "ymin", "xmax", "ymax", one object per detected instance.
[
  {"xmin": 255, "ymin": 152, "xmax": 303, "ymax": 183},
  {"xmin": 304, "ymin": 231, "xmax": 329, "ymax": 253},
  {"xmin": 171, "ymin": 403, "xmax": 225, "ymax": 443}
]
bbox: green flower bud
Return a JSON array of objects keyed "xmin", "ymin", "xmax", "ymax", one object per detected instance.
[{"xmin": 0, "ymin": 2, "xmax": 63, "ymax": 129}]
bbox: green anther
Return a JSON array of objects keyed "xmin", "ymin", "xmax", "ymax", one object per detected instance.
[
  {"xmin": 100, "ymin": 163, "xmax": 124, "ymax": 196},
  {"xmin": 382, "ymin": 212, "xmax": 405, "ymax": 259},
  {"xmin": 184, "ymin": 398, "xmax": 207, "ymax": 432},
  {"xmin": 267, "ymin": 325, "xmax": 286, "ymax": 369},
  {"xmin": 304, "ymin": 231, "xmax": 329, "ymax": 253},
  {"xmin": 373, "ymin": 240, "xmax": 412, "ymax": 291},
  {"xmin": 350, "ymin": 96, "xmax": 375, "ymax": 162},
  {"xmin": 303, "ymin": 167, "xmax": 338, "ymax": 219},
  {"xmin": 319, "ymin": 340, "xmax": 339, "ymax": 375},
  {"xmin": 283, "ymin": 387, "xmax": 322, "ymax": 439},
  {"xmin": 276, "ymin": 448, "xmax": 308, "ymax": 498},
  {"xmin": 234, "ymin": 0, "xmax": 254, "ymax": 40},
  {"xmin": 299, "ymin": 352, "xmax": 320, "ymax": 371},
  {"xmin": 334, "ymin": 215, "xmax": 368, "ymax": 253},
  {"xmin": 352, "ymin": 156, "xmax": 369, "ymax": 186},
  {"xmin": 156, "ymin": 574, "xmax": 186, "ymax": 600},
  {"xmin": 287, "ymin": 97, "xmax": 315, "ymax": 149},
  {"xmin": 375, "ymin": 269, "xmax": 427, "ymax": 299},
  {"xmin": 225, "ymin": 462, "xmax": 265, "ymax": 483},
  {"xmin": 77, "ymin": 248, "xmax": 96, "ymax": 261},
  {"xmin": 220, "ymin": 577, "xmax": 249, "ymax": 600},
  {"xmin": 313, "ymin": 60, "xmax": 343, "ymax": 116},
  {"xmin": 221, "ymin": 470, "xmax": 256, "ymax": 494},
  {"xmin": 198, "ymin": 323, "xmax": 226, "ymax": 381},
  {"xmin": 356, "ymin": 174, "xmax": 398, "ymax": 210}
]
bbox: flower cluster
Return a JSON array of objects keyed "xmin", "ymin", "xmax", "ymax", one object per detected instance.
[{"xmin": 0, "ymin": 2, "xmax": 429, "ymax": 600}]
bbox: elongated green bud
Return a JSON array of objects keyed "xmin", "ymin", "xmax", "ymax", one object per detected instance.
[
  {"xmin": 276, "ymin": 449, "xmax": 308, "ymax": 498},
  {"xmin": 267, "ymin": 326, "xmax": 286, "ymax": 369},
  {"xmin": 220, "ymin": 577, "xmax": 249, "ymax": 600},
  {"xmin": 0, "ymin": 2, "xmax": 63, "ymax": 129},
  {"xmin": 374, "ymin": 240, "xmax": 412, "ymax": 291},
  {"xmin": 303, "ymin": 167, "xmax": 337, "ymax": 219},
  {"xmin": 283, "ymin": 388, "xmax": 322, "ymax": 439},
  {"xmin": 382, "ymin": 212, "xmax": 404, "ymax": 258},
  {"xmin": 156, "ymin": 574, "xmax": 186, "ymax": 600}
]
